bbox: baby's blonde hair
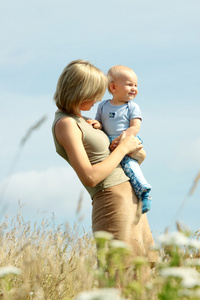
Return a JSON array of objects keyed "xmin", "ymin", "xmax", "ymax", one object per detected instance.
[
  {"xmin": 107, "ymin": 65, "xmax": 135, "ymax": 94},
  {"xmin": 54, "ymin": 59, "xmax": 108, "ymax": 114}
]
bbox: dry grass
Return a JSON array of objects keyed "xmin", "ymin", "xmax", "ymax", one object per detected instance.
[
  {"xmin": 0, "ymin": 209, "xmax": 97, "ymax": 299},
  {"xmin": 1, "ymin": 208, "xmax": 200, "ymax": 300}
]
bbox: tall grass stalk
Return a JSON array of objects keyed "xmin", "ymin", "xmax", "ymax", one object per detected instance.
[
  {"xmin": 0, "ymin": 209, "xmax": 96, "ymax": 299},
  {"xmin": 0, "ymin": 116, "xmax": 47, "ymax": 207}
]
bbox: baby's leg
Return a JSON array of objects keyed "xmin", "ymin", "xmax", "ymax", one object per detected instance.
[{"xmin": 121, "ymin": 155, "xmax": 152, "ymax": 214}]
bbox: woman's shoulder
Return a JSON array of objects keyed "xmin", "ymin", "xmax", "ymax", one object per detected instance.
[
  {"xmin": 54, "ymin": 110, "xmax": 78, "ymax": 125},
  {"xmin": 55, "ymin": 115, "xmax": 78, "ymax": 133},
  {"xmin": 57, "ymin": 115, "xmax": 76, "ymax": 124},
  {"xmin": 54, "ymin": 114, "xmax": 82, "ymax": 147},
  {"xmin": 53, "ymin": 111, "xmax": 78, "ymax": 134}
]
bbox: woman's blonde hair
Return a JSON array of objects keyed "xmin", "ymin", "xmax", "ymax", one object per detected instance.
[{"xmin": 54, "ymin": 59, "xmax": 108, "ymax": 114}]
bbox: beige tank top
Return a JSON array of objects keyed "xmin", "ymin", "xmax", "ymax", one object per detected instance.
[{"xmin": 52, "ymin": 110, "xmax": 128, "ymax": 198}]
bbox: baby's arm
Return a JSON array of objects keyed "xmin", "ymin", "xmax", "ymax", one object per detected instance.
[
  {"xmin": 125, "ymin": 118, "xmax": 145, "ymax": 163},
  {"xmin": 110, "ymin": 118, "xmax": 145, "ymax": 164},
  {"xmin": 86, "ymin": 119, "xmax": 102, "ymax": 129},
  {"xmin": 110, "ymin": 118, "xmax": 141, "ymax": 150},
  {"xmin": 125, "ymin": 118, "xmax": 141, "ymax": 136}
]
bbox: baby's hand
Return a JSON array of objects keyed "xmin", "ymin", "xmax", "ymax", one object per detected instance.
[
  {"xmin": 110, "ymin": 133, "xmax": 123, "ymax": 151},
  {"xmin": 86, "ymin": 119, "xmax": 102, "ymax": 129}
]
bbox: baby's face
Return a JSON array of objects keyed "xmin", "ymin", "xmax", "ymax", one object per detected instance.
[{"xmin": 114, "ymin": 70, "xmax": 138, "ymax": 103}]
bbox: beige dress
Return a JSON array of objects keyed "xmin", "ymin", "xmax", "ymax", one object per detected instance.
[{"xmin": 52, "ymin": 110, "xmax": 157, "ymax": 263}]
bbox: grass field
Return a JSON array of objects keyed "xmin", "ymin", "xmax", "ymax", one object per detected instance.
[{"xmin": 0, "ymin": 205, "xmax": 200, "ymax": 300}]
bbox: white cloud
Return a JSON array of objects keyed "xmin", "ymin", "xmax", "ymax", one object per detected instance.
[{"xmin": 0, "ymin": 167, "xmax": 92, "ymax": 228}]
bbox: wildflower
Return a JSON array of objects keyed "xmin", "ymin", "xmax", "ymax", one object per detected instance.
[
  {"xmin": 132, "ymin": 256, "xmax": 148, "ymax": 267},
  {"xmin": 94, "ymin": 231, "xmax": 114, "ymax": 249},
  {"xmin": 154, "ymin": 232, "xmax": 200, "ymax": 249},
  {"xmin": 94, "ymin": 231, "xmax": 114, "ymax": 241},
  {"xmin": 0, "ymin": 266, "xmax": 21, "ymax": 277},
  {"xmin": 185, "ymin": 258, "xmax": 200, "ymax": 266},
  {"xmin": 160, "ymin": 267, "xmax": 200, "ymax": 288},
  {"xmin": 75, "ymin": 288, "xmax": 125, "ymax": 300},
  {"xmin": 188, "ymin": 239, "xmax": 200, "ymax": 249},
  {"xmin": 179, "ymin": 288, "xmax": 200, "ymax": 297},
  {"xmin": 110, "ymin": 240, "xmax": 131, "ymax": 251}
]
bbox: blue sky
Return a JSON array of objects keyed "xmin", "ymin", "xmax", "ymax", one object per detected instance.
[{"xmin": 0, "ymin": 0, "xmax": 200, "ymax": 236}]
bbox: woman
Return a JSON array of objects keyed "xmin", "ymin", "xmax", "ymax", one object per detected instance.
[{"xmin": 52, "ymin": 59, "xmax": 157, "ymax": 265}]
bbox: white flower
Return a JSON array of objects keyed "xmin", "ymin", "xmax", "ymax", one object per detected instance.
[
  {"xmin": 75, "ymin": 288, "xmax": 125, "ymax": 300},
  {"xmin": 185, "ymin": 258, "xmax": 200, "ymax": 266},
  {"xmin": 110, "ymin": 240, "xmax": 131, "ymax": 251},
  {"xmin": 157, "ymin": 232, "xmax": 189, "ymax": 246},
  {"xmin": 132, "ymin": 256, "xmax": 148, "ymax": 266},
  {"xmin": 160, "ymin": 267, "xmax": 200, "ymax": 288},
  {"xmin": 179, "ymin": 288, "xmax": 200, "ymax": 297},
  {"xmin": 0, "ymin": 266, "xmax": 21, "ymax": 277},
  {"xmin": 188, "ymin": 239, "xmax": 200, "ymax": 249},
  {"xmin": 94, "ymin": 231, "xmax": 114, "ymax": 241},
  {"xmin": 154, "ymin": 232, "xmax": 200, "ymax": 249}
]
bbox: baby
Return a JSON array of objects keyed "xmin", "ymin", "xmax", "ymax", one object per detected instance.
[{"xmin": 88, "ymin": 65, "xmax": 152, "ymax": 214}]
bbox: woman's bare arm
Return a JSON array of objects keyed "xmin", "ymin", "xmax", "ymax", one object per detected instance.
[{"xmin": 55, "ymin": 117, "xmax": 143, "ymax": 187}]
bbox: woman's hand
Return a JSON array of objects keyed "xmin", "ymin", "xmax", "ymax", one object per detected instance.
[
  {"xmin": 110, "ymin": 131, "xmax": 143, "ymax": 152},
  {"xmin": 119, "ymin": 131, "xmax": 143, "ymax": 154},
  {"xmin": 112, "ymin": 131, "xmax": 146, "ymax": 165}
]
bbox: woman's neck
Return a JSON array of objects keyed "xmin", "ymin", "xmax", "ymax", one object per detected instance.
[{"xmin": 59, "ymin": 108, "xmax": 82, "ymax": 118}]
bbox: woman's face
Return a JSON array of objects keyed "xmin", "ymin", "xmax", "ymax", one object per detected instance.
[{"xmin": 79, "ymin": 99, "xmax": 97, "ymax": 111}]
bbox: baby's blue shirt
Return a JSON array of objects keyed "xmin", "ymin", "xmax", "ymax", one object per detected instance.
[{"xmin": 95, "ymin": 99, "xmax": 142, "ymax": 136}]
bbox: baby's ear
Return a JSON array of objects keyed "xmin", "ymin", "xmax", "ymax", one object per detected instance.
[{"xmin": 109, "ymin": 83, "xmax": 117, "ymax": 93}]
